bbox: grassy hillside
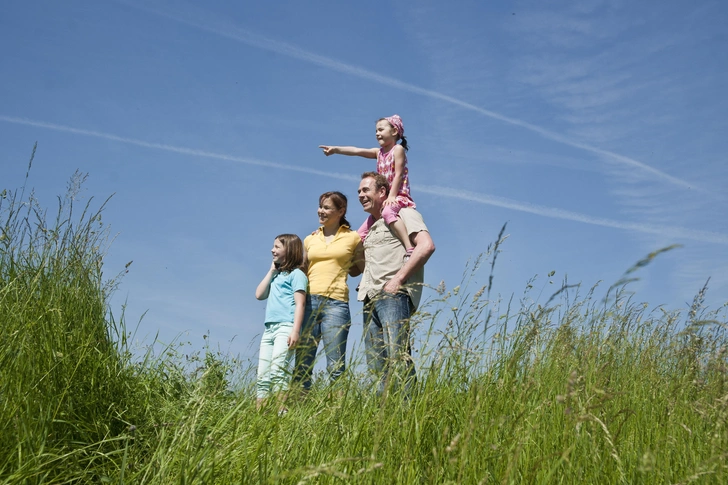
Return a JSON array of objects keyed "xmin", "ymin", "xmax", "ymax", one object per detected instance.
[{"xmin": 1, "ymin": 155, "xmax": 725, "ymax": 483}]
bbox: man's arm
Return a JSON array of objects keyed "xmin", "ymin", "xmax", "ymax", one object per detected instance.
[{"xmin": 383, "ymin": 230, "xmax": 435, "ymax": 294}]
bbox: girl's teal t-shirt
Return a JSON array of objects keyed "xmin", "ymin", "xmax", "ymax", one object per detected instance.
[{"xmin": 264, "ymin": 268, "xmax": 308, "ymax": 324}]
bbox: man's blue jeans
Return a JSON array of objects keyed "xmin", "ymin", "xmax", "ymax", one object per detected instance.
[
  {"xmin": 363, "ymin": 291, "xmax": 416, "ymax": 396},
  {"xmin": 294, "ymin": 295, "xmax": 351, "ymax": 390}
]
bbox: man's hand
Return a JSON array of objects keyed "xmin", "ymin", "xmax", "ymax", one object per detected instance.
[
  {"xmin": 383, "ymin": 275, "xmax": 404, "ymax": 294},
  {"xmin": 384, "ymin": 195, "xmax": 397, "ymax": 207},
  {"xmin": 382, "ymin": 230, "xmax": 436, "ymax": 294},
  {"xmin": 319, "ymin": 145, "xmax": 337, "ymax": 156}
]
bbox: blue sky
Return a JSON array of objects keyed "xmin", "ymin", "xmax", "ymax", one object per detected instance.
[{"xmin": 2, "ymin": 0, "xmax": 726, "ymax": 366}]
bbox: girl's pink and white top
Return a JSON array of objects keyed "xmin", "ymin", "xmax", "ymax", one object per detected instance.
[{"xmin": 376, "ymin": 147, "xmax": 416, "ymax": 209}]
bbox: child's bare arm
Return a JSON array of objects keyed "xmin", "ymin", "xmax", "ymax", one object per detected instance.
[
  {"xmin": 255, "ymin": 262, "xmax": 278, "ymax": 300},
  {"xmin": 385, "ymin": 145, "xmax": 406, "ymax": 206},
  {"xmin": 319, "ymin": 145, "xmax": 378, "ymax": 159},
  {"xmin": 288, "ymin": 290, "xmax": 306, "ymax": 347}
]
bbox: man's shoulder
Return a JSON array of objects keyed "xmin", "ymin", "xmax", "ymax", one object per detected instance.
[
  {"xmin": 399, "ymin": 207, "xmax": 422, "ymax": 218},
  {"xmin": 399, "ymin": 208, "xmax": 428, "ymax": 234}
]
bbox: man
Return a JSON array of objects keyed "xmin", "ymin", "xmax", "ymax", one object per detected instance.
[{"xmin": 356, "ymin": 171, "xmax": 435, "ymax": 395}]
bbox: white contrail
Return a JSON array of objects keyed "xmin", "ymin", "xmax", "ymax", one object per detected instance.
[
  {"xmin": 0, "ymin": 115, "xmax": 356, "ymax": 183},
  {"xmin": 2, "ymin": 115, "xmax": 725, "ymax": 244},
  {"xmin": 419, "ymin": 185, "xmax": 728, "ymax": 244},
  {"xmin": 120, "ymin": 1, "xmax": 696, "ymax": 191}
]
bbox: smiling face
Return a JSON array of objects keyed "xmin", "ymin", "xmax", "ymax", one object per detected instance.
[
  {"xmin": 358, "ymin": 176, "xmax": 387, "ymax": 217},
  {"xmin": 318, "ymin": 197, "xmax": 345, "ymax": 228},
  {"xmin": 271, "ymin": 238, "xmax": 286, "ymax": 266},
  {"xmin": 375, "ymin": 119, "xmax": 398, "ymax": 149}
]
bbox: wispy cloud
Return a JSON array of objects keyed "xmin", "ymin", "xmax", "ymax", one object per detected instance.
[
  {"xmin": 498, "ymin": 2, "xmax": 725, "ymax": 234},
  {"xmin": 420, "ymin": 185, "xmax": 728, "ymax": 244},
  {"xmin": 116, "ymin": 1, "xmax": 697, "ymax": 191},
  {"xmin": 0, "ymin": 115, "xmax": 356, "ymax": 183},
  {"xmin": 3, "ymin": 114, "xmax": 726, "ymax": 245}
]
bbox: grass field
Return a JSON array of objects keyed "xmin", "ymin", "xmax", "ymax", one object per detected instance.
[{"xmin": 2, "ymin": 157, "xmax": 726, "ymax": 483}]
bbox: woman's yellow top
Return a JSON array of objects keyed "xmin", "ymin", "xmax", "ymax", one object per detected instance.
[{"xmin": 304, "ymin": 225, "xmax": 361, "ymax": 302}]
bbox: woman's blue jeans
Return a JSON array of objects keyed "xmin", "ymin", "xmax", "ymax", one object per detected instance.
[{"xmin": 294, "ymin": 295, "xmax": 351, "ymax": 390}]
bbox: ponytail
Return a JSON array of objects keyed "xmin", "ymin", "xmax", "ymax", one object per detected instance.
[{"xmin": 399, "ymin": 135, "xmax": 409, "ymax": 152}]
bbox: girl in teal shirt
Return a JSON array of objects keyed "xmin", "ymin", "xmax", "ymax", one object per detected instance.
[{"xmin": 255, "ymin": 234, "xmax": 307, "ymax": 410}]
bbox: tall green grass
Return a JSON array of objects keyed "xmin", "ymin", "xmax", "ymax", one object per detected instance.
[
  {"xmin": 1, "ymin": 148, "xmax": 140, "ymax": 481},
  {"xmin": 1, "ymin": 152, "xmax": 726, "ymax": 483}
]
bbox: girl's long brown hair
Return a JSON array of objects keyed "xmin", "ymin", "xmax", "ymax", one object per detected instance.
[{"xmin": 275, "ymin": 234, "xmax": 305, "ymax": 272}]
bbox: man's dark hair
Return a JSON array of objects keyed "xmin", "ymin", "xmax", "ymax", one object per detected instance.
[{"xmin": 361, "ymin": 172, "xmax": 389, "ymax": 196}]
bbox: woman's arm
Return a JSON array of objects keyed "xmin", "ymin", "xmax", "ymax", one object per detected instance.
[
  {"xmin": 319, "ymin": 145, "xmax": 378, "ymax": 159},
  {"xmin": 302, "ymin": 248, "xmax": 309, "ymax": 273},
  {"xmin": 255, "ymin": 262, "xmax": 278, "ymax": 300},
  {"xmin": 287, "ymin": 290, "xmax": 306, "ymax": 347},
  {"xmin": 348, "ymin": 241, "xmax": 365, "ymax": 277}
]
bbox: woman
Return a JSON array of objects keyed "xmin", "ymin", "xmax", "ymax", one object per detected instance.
[{"xmin": 294, "ymin": 191, "xmax": 363, "ymax": 390}]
